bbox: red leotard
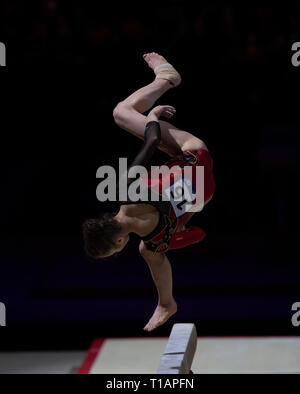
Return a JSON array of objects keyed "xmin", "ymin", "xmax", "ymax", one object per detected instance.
[{"xmin": 139, "ymin": 149, "xmax": 215, "ymax": 253}]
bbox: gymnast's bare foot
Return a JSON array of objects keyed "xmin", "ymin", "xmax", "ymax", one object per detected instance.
[
  {"xmin": 143, "ymin": 52, "xmax": 169, "ymax": 71},
  {"xmin": 143, "ymin": 52, "xmax": 181, "ymax": 88},
  {"xmin": 143, "ymin": 300, "xmax": 178, "ymax": 332}
]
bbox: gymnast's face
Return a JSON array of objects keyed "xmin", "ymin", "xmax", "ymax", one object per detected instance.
[
  {"xmin": 103, "ymin": 233, "xmax": 130, "ymax": 258},
  {"xmin": 115, "ymin": 233, "xmax": 130, "ymax": 253}
]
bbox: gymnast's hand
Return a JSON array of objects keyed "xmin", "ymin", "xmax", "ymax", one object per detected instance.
[{"xmin": 147, "ymin": 105, "xmax": 176, "ymax": 122}]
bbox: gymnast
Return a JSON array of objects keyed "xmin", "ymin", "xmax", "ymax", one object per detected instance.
[{"xmin": 83, "ymin": 52, "xmax": 215, "ymax": 332}]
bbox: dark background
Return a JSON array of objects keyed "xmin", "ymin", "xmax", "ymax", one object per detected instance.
[{"xmin": 0, "ymin": 0, "xmax": 299, "ymax": 350}]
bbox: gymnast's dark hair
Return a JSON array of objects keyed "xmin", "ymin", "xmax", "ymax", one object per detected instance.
[{"xmin": 82, "ymin": 212, "xmax": 122, "ymax": 259}]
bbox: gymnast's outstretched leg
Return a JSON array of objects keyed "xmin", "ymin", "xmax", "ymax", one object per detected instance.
[{"xmin": 139, "ymin": 241, "xmax": 177, "ymax": 332}]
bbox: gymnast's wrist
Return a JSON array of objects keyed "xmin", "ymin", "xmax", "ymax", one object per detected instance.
[{"xmin": 146, "ymin": 112, "xmax": 160, "ymax": 122}]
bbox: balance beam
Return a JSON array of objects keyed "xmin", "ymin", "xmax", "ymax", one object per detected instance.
[{"xmin": 157, "ymin": 323, "xmax": 197, "ymax": 374}]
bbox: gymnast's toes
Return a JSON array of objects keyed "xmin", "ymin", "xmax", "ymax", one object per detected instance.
[{"xmin": 143, "ymin": 52, "xmax": 169, "ymax": 71}]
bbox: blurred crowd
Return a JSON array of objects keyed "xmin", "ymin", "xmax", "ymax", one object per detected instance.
[{"xmin": 2, "ymin": 0, "xmax": 300, "ymax": 65}]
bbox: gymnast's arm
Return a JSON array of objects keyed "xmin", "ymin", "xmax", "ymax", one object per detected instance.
[
  {"xmin": 129, "ymin": 121, "xmax": 161, "ymax": 170},
  {"xmin": 117, "ymin": 121, "xmax": 161, "ymax": 199}
]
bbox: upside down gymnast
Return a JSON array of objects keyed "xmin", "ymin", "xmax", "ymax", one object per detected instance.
[{"xmin": 83, "ymin": 52, "xmax": 215, "ymax": 332}]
